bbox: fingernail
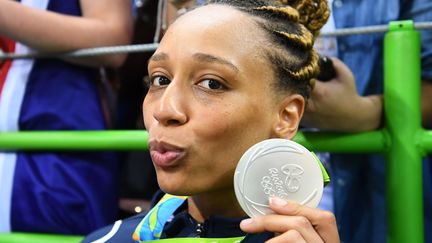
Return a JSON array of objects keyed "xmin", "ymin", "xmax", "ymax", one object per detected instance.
[
  {"xmin": 240, "ymin": 218, "xmax": 254, "ymax": 227},
  {"xmin": 270, "ymin": 197, "xmax": 288, "ymax": 206}
]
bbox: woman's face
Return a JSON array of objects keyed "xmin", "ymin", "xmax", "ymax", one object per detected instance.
[{"xmin": 144, "ymin": 5, "xmax": 302, "ymax": 196}]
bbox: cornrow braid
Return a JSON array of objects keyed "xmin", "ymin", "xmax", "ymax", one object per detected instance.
[
  {"xmin": 287, "ymin": 50, "xmax": 319, "ymax": 80},
  {"xmin": 206, "ymin": 0, "xmax": 329, "ymax": 99},
  {"xmin": 253, "ymin": 6, "xmax": 300, "ymax": 22},
  {"xmin": 274, "ymin": 25, "xmax": 314, "ymax": 50}
]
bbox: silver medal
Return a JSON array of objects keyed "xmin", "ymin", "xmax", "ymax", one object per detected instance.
[{"xmin": 234, "ymin": 139, "xmax": 324, "ymax": 217}]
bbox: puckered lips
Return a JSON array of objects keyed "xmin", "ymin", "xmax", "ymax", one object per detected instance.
[{"xmin": 149, "ymin": 140, "xmax": 186, "ymax": 168}]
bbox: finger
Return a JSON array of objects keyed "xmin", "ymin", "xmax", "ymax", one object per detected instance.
[
  {"xmin": 309, "ymin": 74, "xmax": 336, "ymax": 102},
  {"xmin": 268, "ymin": 198, "xmax": 339, "ymax": 243},
  {"xmin": 240, "ymin": 214, "xmax": 323, "ymax": 243},
  {"xmin": 265, "ymin": 230, "xmax": 307, "ymax": 243},
  {"xmin": 329, "ymin": 57, "xmax": 355, "ymax": 84},
  {"xmin": 309, "ymin": 79, "xmax": 326, "ymax": 100}
]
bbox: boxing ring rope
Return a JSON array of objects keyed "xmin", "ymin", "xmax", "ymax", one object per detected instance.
[
  {"xmin": 1, "ymin": 22, "xmax": 431, "ymax": 60},
  {"xmin": 0, "ymin": 21, "xmax": 430, "ymax": 243}
]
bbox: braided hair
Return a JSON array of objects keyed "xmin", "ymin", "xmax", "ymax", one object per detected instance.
[{"xmin": 206, "ymin": 0, "xmax": 329, "ymax": 99}]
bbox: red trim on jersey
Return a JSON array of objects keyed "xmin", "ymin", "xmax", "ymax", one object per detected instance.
[{"xmin": 0, "ymin": 37, "xmax": 15, "ymax": 97}]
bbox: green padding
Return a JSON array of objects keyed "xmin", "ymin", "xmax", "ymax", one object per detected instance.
[
  {"xmin": 0, "ymin": 233, "xmax": 83, "ymax": 243},
  {"xmin": 311, "ymin": 152, "xmax": 330, "ymax": 186},
  {"xmin": 0, "ymin": 130, "xmax": 149, "ymax": 151},
  {"xmin": 145, "ymin": 237, "xmax": 244, "ymax": 243}
]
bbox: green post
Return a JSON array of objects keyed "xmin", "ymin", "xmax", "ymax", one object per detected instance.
[{"xmin": 384, "ymin": 20, "xmax": 424, "ymax": 243}]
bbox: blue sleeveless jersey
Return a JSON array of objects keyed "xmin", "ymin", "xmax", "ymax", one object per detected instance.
[{"xmin": 0, "ymin": 0, "xmax": 118, "ymax": 235}]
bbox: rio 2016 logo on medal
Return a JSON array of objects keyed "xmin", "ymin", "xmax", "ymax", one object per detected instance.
[{"xmin": 234, "ymin": 139, "xmax": 324, "ymax": 217}]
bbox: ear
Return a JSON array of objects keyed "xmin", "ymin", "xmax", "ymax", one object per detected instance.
[{"xmin": 273, "ymin": 94, "xmax": 305, "ymax": 139}]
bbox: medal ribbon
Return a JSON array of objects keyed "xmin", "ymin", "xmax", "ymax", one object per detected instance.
[
  {"xmin": 133, "ymin": 194, "xmax": 188, "ymax": 241},
  {"xmin": 132, "ymin": 193, "xmax": 245, "ymax": 243}
]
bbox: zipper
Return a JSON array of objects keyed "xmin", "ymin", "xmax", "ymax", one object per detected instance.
[{"xmin": 195, "ymin": 222, "xmax": 205, "ymax": 237}]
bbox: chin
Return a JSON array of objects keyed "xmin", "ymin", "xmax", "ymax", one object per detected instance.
[
  {"xmin": 155, "ymin": 167, "xmax": 203, "ymax": 196},
  {"xmin": 157, "ymin": 176, "xmax": 193, "ymax": 196},
  {"xmin": 160, "ymin": 185, "xmax": 194, "ymax": 196},
  {"xmin": 159, "ymin": 180, "xmax": 214, "ymax": 197}
]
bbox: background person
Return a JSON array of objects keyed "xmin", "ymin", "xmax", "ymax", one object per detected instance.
[
  {"xmin": 0, "ymin": 0, "xmax": 133, "ymax": 235},
  {"xmin": 301, "ymin": 0, "xmax": 432, "ymax": 242}
]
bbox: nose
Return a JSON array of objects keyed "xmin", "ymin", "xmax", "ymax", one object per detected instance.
[{"xmin": 152, "ymin": 82, "xmax": 188, "ymax": 126}]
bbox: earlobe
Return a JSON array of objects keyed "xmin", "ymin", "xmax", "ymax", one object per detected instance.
[{"xmin": 274, "ymin": 94, "xmax": 305, "ymax": 139}]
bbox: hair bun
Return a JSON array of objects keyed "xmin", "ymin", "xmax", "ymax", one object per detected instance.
[{"xmin": 278, "ymin": 0, "xmax": 330, "ymax": 38}]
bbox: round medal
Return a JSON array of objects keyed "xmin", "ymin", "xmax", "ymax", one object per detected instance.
[{"xmin": 234, "ymin": 139, "xmax": 324, "ymax": 217}]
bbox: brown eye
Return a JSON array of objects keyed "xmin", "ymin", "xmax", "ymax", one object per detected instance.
[
  {"xmin": 198, "ymin": 79, "xmax": 225, "ymax": 90},
  {"xmin": 151, "ymin": 76, "xmax": 171, "ymax": 86}
]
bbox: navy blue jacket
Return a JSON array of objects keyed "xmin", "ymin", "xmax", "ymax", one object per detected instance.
[{"xmin": 83, "ymin": 191, "xmax": 272, "ymax": 242}]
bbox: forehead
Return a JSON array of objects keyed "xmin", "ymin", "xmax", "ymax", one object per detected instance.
[
  {"xmin": 174, "ymin": 5, "xmax": 250, "ymax": 28},
  {"xmin": 157, "ymin": 5, "xmax": 265, "ymax": 58},
  {"xmin": 172, "ymin": 4, "xmax": 253, "ymax": 34}
]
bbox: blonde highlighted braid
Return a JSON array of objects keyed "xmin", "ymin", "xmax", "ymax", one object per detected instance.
[{"xmin": 207, "ymin": 0, "xmax": 329, "ymax": 99}]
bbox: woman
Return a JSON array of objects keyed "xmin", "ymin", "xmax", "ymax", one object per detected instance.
[{"xmin": 84, "ymin": 0, "xmax": 340, "ymax": 242}]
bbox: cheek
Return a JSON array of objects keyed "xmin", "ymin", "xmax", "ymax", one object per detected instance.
[
  {"xmin": 142, "ymin": 97, "xmax": 155, "ymax": 129},
  {"xmin": 194, "ymin": 105, "xmax": 238, "ymax": 139},
  {"xmin": 193, "ymin": 102, "xmax": 266, "ymax": 151}
]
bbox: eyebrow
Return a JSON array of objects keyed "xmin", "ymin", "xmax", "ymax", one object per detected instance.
[
  {"xmin": 149, "ymin": 52, "xmax": 169, "ymax": 62},
  {"xmin": 192, "ymin": 53, "xmax": 239, "ymax": 73},
  {"xmin": 149, "ymin": 52, "xmax": 239, "ymax": 73}
]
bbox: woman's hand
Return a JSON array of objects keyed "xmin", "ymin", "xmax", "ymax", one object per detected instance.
[{"xmin": 240, "ymin": 198, "xmax": 340, "ymax": 243}]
